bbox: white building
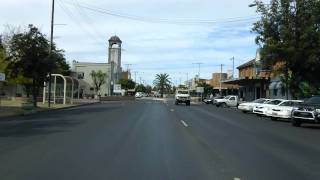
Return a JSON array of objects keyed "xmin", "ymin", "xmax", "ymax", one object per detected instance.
[{"xmin": 72, "ymin": 35, "xmax": 123, "ymax": 97}]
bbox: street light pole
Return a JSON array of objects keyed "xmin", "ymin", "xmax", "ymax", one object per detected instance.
[
  {"xmin": 231, "ymin": 56, "xmax": 235, "ymax": 79},
  {"xmin": 48, "ymin": 0, "xmax": 55, "ymax": 108},
  {"xmin": 220, "ymin": 64, "xmax": 224, "ymax": 96}
]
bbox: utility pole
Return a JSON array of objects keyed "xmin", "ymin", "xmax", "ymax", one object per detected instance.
[
  {"xmin": 133, "ymin": 71, "xmax": 138, "ymax": 84},
  {"xmin": 230, "ymin": 57, "xmax": 235, "ymax": 79},
  {"xmin": 220, "ymin": 64, "xmax": 224, "ymax": 96},
  {"xmin": 193, "ymin": 63, "xmax": 203, "ymax": 79},
  {"xmin": 48, "ymin": 0, "xmax": 55, "ymax": 108}
]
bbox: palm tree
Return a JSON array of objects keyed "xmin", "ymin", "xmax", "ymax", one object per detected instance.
[{"xmin": 153, "ymin": 73, "xmax": 171, "ymax": 98}]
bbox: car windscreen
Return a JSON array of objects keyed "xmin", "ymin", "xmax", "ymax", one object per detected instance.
[
  {"xmin": 266, "ymin": 100, "xmax": 283, "ymax": 105},
  {"xmin": 305, "ymin": 96, "xmax": 320, "ymax": 104},
  {"xmin": 177, "ymin": 91, "xmax": 188, "ymax": 94},
  {"xmin": 253, "ymin": 99, "xmax": 266, "ymax": 103}
]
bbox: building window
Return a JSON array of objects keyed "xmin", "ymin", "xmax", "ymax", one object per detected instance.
[{"xmin": 273, "ymin": 89, "xmax": 278, "ymax": 96}]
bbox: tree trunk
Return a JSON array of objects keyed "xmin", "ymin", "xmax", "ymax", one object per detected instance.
[
  {"xmin": 161, "ymin": 86, "xmax": 164, "ymax": 98},
  {"xmin": 32, "ymin": 79, "xmax": 37, "ymax": 108}
]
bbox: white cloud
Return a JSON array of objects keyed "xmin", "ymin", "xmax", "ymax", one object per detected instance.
[{"xmin": 0, "ymin": 0, "xmax": 261, "ymax": 84}]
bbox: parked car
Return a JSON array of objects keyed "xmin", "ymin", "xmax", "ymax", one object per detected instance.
[
  {"xmin": 291, "ymin": 96, "xmax": 320, "ymax": 127},
  {"xmin": 253, "ymin": 99, "xmax": 285, "ymax": 116},
  {"xmin": 203, "ymin": 98, "xmax": 213, "ymax": 104},
  {"xmin": 215, "ymin": 95, "xmax": 239, "ymax": 107},
  {"xmin": 238, "ymin": 98, "xmax": 270, "ymax": 113},
  {"xmin": 135, "ymin": 92, "xmax": 143, "ymax": 98},
  {"xmin": 212, "ymin": 96, "xmax": 225, "ymax": 105},
  {"xmin": 175, "ymin": 89, "xmax": 191, "ymax": 106},
  {"xmin": 265, "ymin": 100, "xmax": 303, "ymax": 120}
]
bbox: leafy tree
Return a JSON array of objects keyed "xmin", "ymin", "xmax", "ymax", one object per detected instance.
[
  {"xmin": 90, "ymin": 70, "xmax": 107, "ymax": 95},
  {"xmin": 197, "ymin": 81, "xmax": 213, "ymax": 96},
  {"xmin": 145, "ymin": 85, "xmax": 152, "ymax": 94},
  {"xmin": 153, "ymin": 73, "xmax": 171, "ymax": 97},
  {"xmin": 135, "ymin": 84, "xmax": 147, "ymax": 93},
  {"xmin": 0, "ymin": 37, "xmax": 7, "ymax": 72},
  {"xmin": 118, "ymin": 79, "xmax": 136, "ymax": 90},
  {"xmin": 5, "ymin": 25, "xmax": 70, "ymax": 104},
  {"xmin": 252, "ymin": 0, "xmax": 320, "ymax": 98},
  {"xmin": 6, "ymin": 25, "xmax": 55, "ymax": 107}
]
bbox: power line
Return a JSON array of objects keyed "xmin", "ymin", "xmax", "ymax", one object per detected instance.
[
  {"xmin": 57, "ymin": 0, "xmax": 105, "ymax": 45},
  {"xmin": 72, "ymin": 0, "xmax": 106, "ymax": 40},
  {"xmin": 62, "ymin": 0, "xmax": 259, "ymax": 25}
]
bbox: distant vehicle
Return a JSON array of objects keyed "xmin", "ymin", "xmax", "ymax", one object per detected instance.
[
  {"xmin": 154, "ymin": 92, "xmax": 161, "ymax": 98},
  {"xmin": 135, "ymin": 92, "xmax": 143, "ymax": 98},
  {"xmin": 175, "ymin": 89, "xmax": 191, "ymax": 106},
  {"xmin": 215, "ymin": 95, "xmax": 239, "ymax": 107},
  {"xmin": 265, "ymin": 100, "xmax": 303, "ymax": 121},
  {"xmin": 203, "ymin": 98, "xmax": 213, "ymax": 104},
  {"xmin": 238, "ymin": 98, "xmax": 270, "ymax": 113},
  {"xmin": 253, "ymin": 99, "xmax": 285, "ymax": 116},
  {"xmin": 291, "ymin": 96, "xmax": 320, "ymax": 127}
]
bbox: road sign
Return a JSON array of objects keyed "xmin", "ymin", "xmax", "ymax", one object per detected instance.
[
  {"xmin": 0, "ymin": 73, "xmax": 5, "ymax": 81},
  {"xmin": 196, "ymin": 87, "xmax": 204, "ymax": 93}
]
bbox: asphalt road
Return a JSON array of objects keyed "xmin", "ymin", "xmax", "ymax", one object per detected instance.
[{"xmin": 0, "ymin": 99, "xmax": 320, "ymax": 180}]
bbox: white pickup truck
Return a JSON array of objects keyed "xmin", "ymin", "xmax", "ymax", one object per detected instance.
[
  {"xmin": 215, "ymin": 95, "xmax": 239, "ymax": 107},
  {"xmin": 175, "ymin": 89, "xmax": 191, "ymax": 106}
]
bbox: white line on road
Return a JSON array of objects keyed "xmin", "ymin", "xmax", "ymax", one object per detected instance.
[
  {"xmin": 234, "ymin": 177, "xmax": 241, "ymax": 180},
  {"xmin": 180, "ymin": 120, "xmax": 189, "ymax": 127},
  {"xmin": 170, "ymin": 109, "xmax": 175, "ymax": 112}
]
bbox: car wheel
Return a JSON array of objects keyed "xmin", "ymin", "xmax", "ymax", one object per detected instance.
[
  {"xmin": 186, "ymin": 101, "xmax": 190, "ymax": 106},
  {"xmin": 271, "ymin": 117, "xmax": 278, "ymax": 121},
  {"xmin": 242, "ymin": 111, "xmax": 248, "ymax": 114},
  {"xmin": 175, "ymin": 100, "xmax": 178, "ymax": 105},
  {"xmin": 291, "ymin": 118, "xmax": 301, "ymax": 127},
  {"xmin": 221, "ymin": 103, "xmax": 227, "ymax": 108}
]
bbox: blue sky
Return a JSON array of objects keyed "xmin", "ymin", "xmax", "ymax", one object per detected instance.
[{"xmin": 0, "ymin": 0, "xmax": 268, "ymax": 85}]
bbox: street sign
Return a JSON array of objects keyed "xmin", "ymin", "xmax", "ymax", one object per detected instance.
[
  {"xmin": 0, "ymin": 73, "xmax": 5, "ymax": 82},
  {"xmin": 196, "ymin": 87, "xmax": 204, "ymax": 93}
]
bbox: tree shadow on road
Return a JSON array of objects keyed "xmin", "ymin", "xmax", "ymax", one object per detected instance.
[
  {"xmin": 2, "ymin": 105, "xmax": 121, "ymax": 121},
  {"xmin": 0, "ymin": 118, "xmax": 82, "ymax": 138}
]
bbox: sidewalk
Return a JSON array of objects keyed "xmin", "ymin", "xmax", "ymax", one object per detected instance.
[{"xmin": 0, "ymin": 99, "xmax": 99, "ymax": 119}]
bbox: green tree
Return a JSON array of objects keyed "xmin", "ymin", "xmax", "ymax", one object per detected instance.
[
  {"xmin": 252, "ymin": 0, "xmax": 320, "ymax": 98},
  {"xmin": 153, "ymin": 73, "xmax": 171, "ymax": 97},
  {"xmin": 145, "ymin": 85, "xmax": 152, "ymax": 94},
  {"xmin": 90, "ymin": 70, "xmax": 107, "ymax": 96},
  {"xmin": 0, "ymin": 37, "xmax": 7, "ymax": 72},
  {"xmin": 118, "ymin": 79, "xmax": 136, "ymax": 90},
  {"xmin": 197, "ymin": 81, "xmax": 213, "ymax": 96},
  {"xmin": 6, "ymin": 25, "xmax": 56, "ymax": 107},
  {"xmin": 135, "ymin": 84, "xmax": 147, "ymax": 93}
]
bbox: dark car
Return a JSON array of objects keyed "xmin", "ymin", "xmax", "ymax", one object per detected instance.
[{"xmin": 291, "ymin": 96, "xmax": 320, "ymax": 127}]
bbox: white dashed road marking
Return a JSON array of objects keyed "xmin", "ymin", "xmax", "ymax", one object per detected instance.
[
  {"xmin": 180, "ymin": 120, "xmax": 189, "ymax": 127},
  {"xmin": 234, "ymin": 177, "xmax": 241, "ymax": 180},
  {"xmin": 170, "ymin": 109, "xmax": 175, "ymax": 112}
]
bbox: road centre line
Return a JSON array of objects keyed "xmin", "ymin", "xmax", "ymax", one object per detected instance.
[
  {"xmin": 180, "ymin": 120, "xmax": 189, "ymax": 127},
  {"xmin": 234, "ymin": 177, "xmax": 241, "ymax": 180}
]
